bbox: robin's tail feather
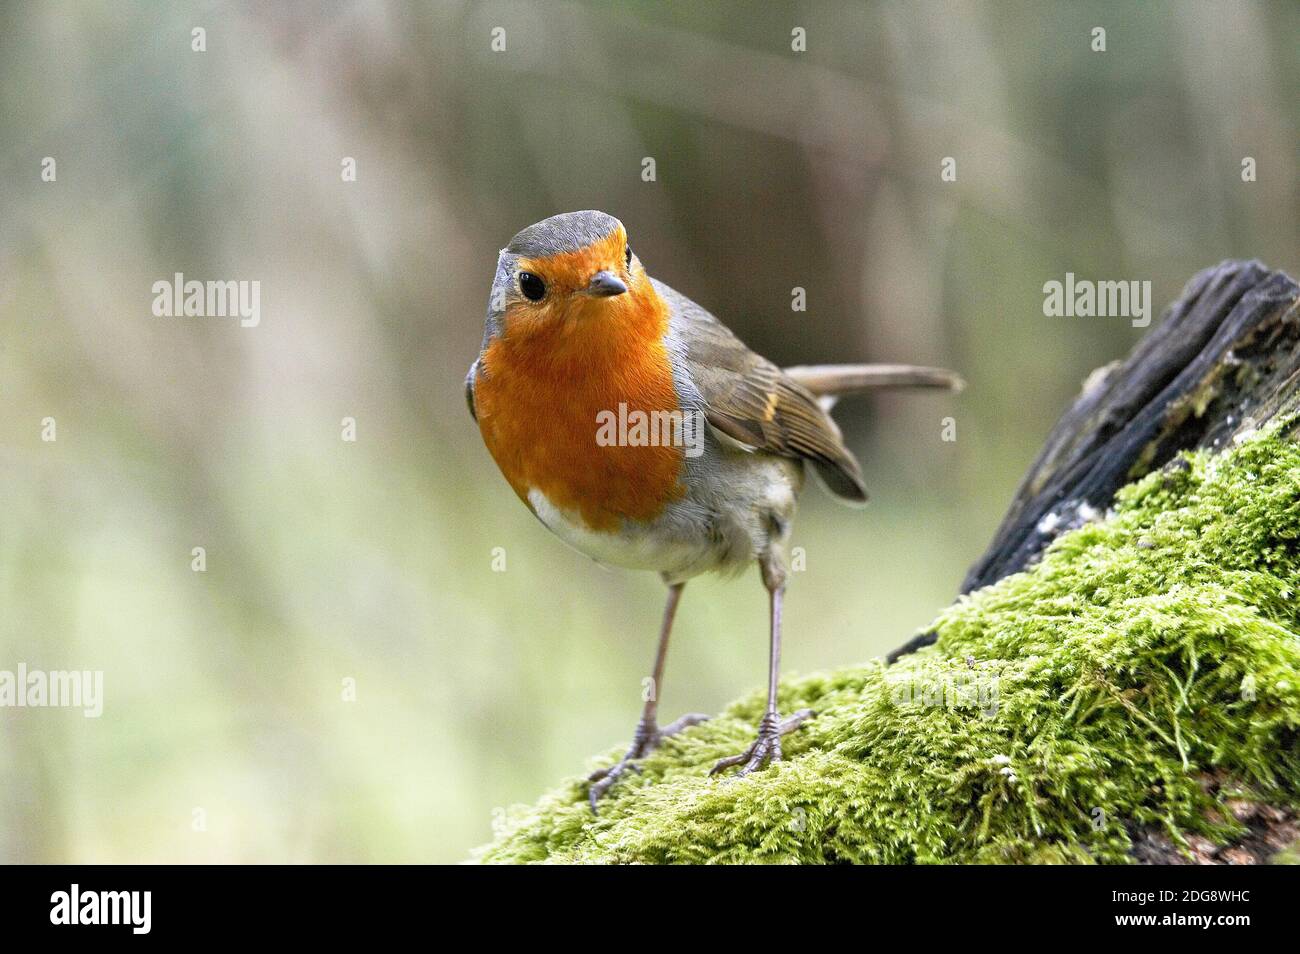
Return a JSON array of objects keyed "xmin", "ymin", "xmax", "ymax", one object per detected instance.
[
  {"xmin": 784, "ymin": 364, "xmax": 965, "ymax": 398},
  {"xmin": 785, "ymin": 364, "xmax": 963, "ymax": 502}
]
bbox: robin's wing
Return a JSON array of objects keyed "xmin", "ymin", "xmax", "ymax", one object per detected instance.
[
  {"xmin": 657, "ymin": 279, "xmax": 868, "ymax": 503},
  {"xmin": 465, "ymin": 359, "xmax": 479, "ymax": 421}
]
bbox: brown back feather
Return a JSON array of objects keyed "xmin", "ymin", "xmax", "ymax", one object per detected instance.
[{"xmin": 658, "ymin": 280, "xmax": 868, "ymax": 503}]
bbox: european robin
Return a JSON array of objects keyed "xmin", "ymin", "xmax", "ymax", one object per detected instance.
[{"xmin": 467, "ymin": 211, "xmax": 962, "ymax": 810}]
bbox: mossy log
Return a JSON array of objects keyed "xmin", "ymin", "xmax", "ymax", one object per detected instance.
[
  {"xmin": 478, "ymin": 261, "xmax": 1300, "ymax": 864},
  {"xmin": 890, "ymin": 260, "xmax": 1300, "ymax": 661}
]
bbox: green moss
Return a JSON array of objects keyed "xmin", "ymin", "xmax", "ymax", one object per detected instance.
[{"xmin": 475, "ymin": 425, "xmax": 1300, "ymax": 864}]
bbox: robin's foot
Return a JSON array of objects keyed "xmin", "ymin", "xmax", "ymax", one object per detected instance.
[
  {"xmin": 587, "ymin": 712, "xmax": 709, "ymax": 811},
  {"xmin": 709, "ymin": 708, "xmax": 815, "ymax": 778}
]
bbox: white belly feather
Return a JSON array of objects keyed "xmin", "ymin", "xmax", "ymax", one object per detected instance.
[
  {"xmin": 525, "ymin": 446, "xmax": 800, "ymax": 583},
  {"xmin": 527, "ymin": 488, "xmax": 716, "ymax": 576}
]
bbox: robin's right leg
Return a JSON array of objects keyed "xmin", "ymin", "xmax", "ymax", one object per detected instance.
[
  {"xmin": 709, "ymin": 546, "xmax": 815, "ymax": 777},
  {"xmin": 587, "ymin": 581, "xmax": 708, "ymax": 812}
]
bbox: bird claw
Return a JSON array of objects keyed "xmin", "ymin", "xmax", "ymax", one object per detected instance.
[
  {"xmin": 709, "ymin": 708, "xmax": 815, "ymax": 778},
  {"xmin": 587, "ymin": 713, "xmax": 710, "ymax": 813},
  {"xmin": 587, "ymin": 760, "xmax": 635, "ymax": 811}
]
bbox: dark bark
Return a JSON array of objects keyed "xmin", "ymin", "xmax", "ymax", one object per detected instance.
[{"xmin": 889, "ymin": 260, "xmax": 1300, "ymax": 666}]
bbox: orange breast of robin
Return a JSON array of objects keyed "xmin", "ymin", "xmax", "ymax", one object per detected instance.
[{"xmin": 475, "ymin": 281, "xmax": 686, "ymax": 534}]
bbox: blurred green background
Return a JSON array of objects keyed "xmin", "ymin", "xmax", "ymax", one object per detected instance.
[{"xmin": 1, "ymin": 1, "xmax": 1295, "ymax": 863}]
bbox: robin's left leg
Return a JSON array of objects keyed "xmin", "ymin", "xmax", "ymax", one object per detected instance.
[
  {"xmin": 587, "ymin": 581, "xmax": 709, "ymax": 811},
  {"xmin": 710, "ymin": 549, "xmax": 815, "ymax": 777}
]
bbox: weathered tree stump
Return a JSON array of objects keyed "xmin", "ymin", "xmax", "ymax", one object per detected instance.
[
  {"xmin": 891, "ymin": 260, "xmax": 1300, "ymax": 864},
  {"xmin": 890, "ymin": 260, "xmax": 1300, "ymax": 663}
]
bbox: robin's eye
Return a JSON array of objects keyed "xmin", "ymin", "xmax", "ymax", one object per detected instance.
[
  {"xmin": 518, "ymin": 272, "xmax": 546, "ymax": 301},
  {"xmin": 625, "ymin": 245, "xmax": 633, "ymax": 269}
]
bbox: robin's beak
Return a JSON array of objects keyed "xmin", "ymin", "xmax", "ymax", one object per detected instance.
[{"xmin": 586, "ymin": 270, "xmax": 628, "ymax": 297}]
